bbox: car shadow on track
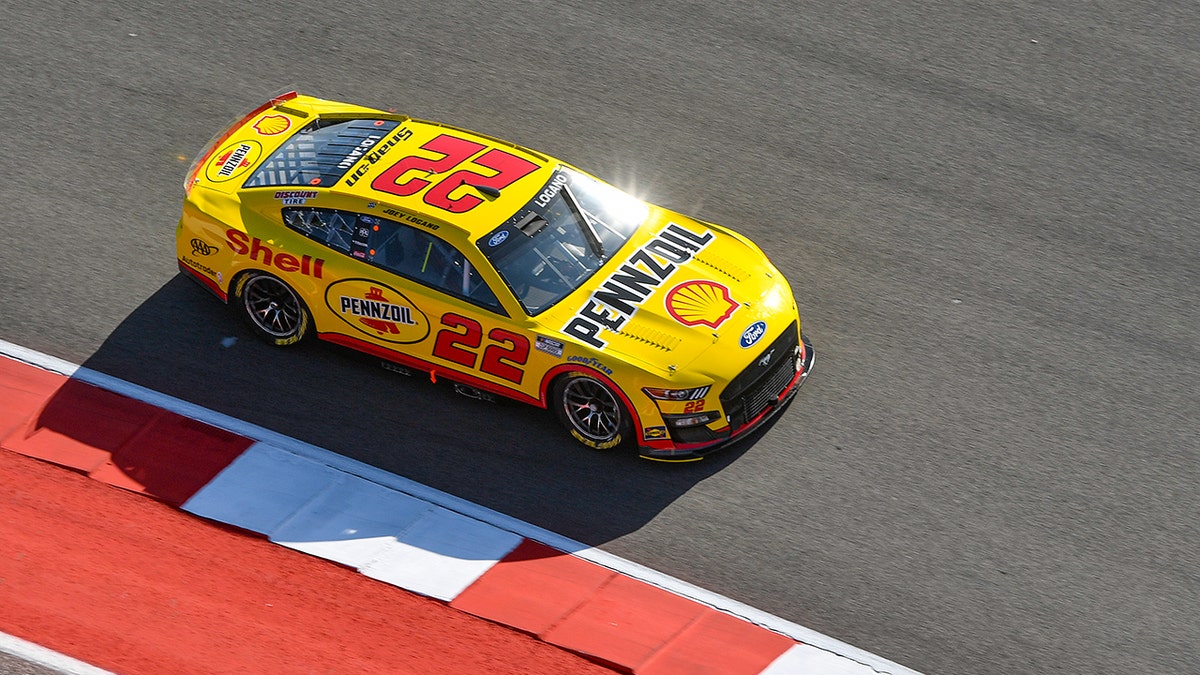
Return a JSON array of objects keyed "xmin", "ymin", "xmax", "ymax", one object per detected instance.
[{"xmin": 71, "ymin": 274, "xmax": 786, "ymax": 545}]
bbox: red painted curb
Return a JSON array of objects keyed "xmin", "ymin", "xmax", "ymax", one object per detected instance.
[
  {"xmin": 0, "ymin": 352, "xmax": 824, "ymax": 675},
  {"xmin": 542, "ymin": 574, "xmax": 710, "ymax": 671},
  {"xmin": 0, "ymin": 353, "xmax": 616, "ymax": 673},
  {"xmin": 452, "ymin": 539, "xmax": 617, "ymax": 634}
]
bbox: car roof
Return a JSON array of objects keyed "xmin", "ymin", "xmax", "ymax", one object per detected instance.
[{"xmin": 238, "ymin": 95, "xmax": 561, "ymax": 245}]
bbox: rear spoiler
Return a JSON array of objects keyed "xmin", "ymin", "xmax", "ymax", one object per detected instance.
[{"xmin": 184, "ymin": 91, "xmax": 299, "ymax": 195}]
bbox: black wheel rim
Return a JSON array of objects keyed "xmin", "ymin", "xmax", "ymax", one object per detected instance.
[
  {"xmin": 562, "ymin": 377, "xmax": 621, "ymax": 441},
  {"xmin": 243, "ymin": 276, "xmax": 302, "ymax": 338}
]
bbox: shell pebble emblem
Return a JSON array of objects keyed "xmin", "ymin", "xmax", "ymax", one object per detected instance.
[
  {"xmin": 665, "ymin": 280, "xmax": 738, "ymax": 329},
  {"xmin": 253, "ymin": 114, "xmax": 292, "ymax": 136}
]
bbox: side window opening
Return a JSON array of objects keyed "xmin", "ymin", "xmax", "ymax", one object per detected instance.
[
  {"xmin": 282, "ymin": 207, "xmax": 503, "ymax": 313},
  {"xmin": 283, "ymin": 208, "xmax": 356, "ymax": 253}
]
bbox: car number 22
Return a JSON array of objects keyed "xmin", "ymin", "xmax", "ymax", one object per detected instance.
[
  {"xmin": 371, "ymin": 134, "xmax": 538, "ymax": 214},
  {"xmin": 432, "ymin": 313, "xmax": 529, "ymax": 384}
]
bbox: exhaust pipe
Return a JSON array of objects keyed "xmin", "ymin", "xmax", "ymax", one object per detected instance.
[{"xmin": 453, "ymin": 383, "xmax": 496, "ymax": 403}]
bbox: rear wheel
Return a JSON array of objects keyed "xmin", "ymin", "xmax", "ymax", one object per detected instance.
[
  {"xmin": 552, "ymin": 374, "xmax": 631, "ymax": 450},
  {"xmin": 234, "ymin": 272, "xmax": 311, "ymax": 346}
]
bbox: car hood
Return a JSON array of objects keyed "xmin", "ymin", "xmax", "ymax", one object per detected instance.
[{"xmin": 542, "ymin": 207, "xmax": 798, "ymax": 380}]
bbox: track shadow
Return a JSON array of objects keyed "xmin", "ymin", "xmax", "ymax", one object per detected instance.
[
  {"xmin": 72, "ymin": 273, "xmax": 787, "ymax": 545},
  {"xmin": 5, "ymin": 376, "xmax": 252, "ymax": 506}
]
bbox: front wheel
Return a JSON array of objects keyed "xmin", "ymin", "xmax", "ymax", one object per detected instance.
[
  {"xmin": 552, "ymin": 374, "xmax": 631, "ymax": 450},
  {"xmin": 234, "ymin": 272, "xmax": 312, "ymax": 346}
]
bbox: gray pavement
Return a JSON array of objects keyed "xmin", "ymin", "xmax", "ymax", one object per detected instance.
[{"xmin": 1, "ymin": 1, "xmax": 1197, "ymax": 673}]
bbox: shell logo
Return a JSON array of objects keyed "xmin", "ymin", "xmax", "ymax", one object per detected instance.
[
  {"xmin": 664, "ymin": 280, "xmax": 738, "ymax": 329},
  {"xmin": 253, "ymin": 114, "xmax": 292, "ymax": 136}
]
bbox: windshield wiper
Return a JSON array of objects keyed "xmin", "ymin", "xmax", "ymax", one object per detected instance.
[{"xmin": 560, "ymin": 183, "xmax": 605, "ymax": 260}]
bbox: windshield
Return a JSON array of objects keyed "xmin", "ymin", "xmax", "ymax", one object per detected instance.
[{"xmin": 478, "ymin": 167, "xmax": 649, "ymax": 315}]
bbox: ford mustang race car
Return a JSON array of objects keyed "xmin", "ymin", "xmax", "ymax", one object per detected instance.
[{"xmin": 178, "ymin": 92, "xmax": 813, "ymax": 461}]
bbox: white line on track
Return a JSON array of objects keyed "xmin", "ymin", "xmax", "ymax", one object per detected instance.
[
  {"xmin": 0, "ymin": 632, "xmax": 115, "ymax": 675},
  {"xmin": 0, "ymin": 339, "xmax": 921, "ymax": 675}
]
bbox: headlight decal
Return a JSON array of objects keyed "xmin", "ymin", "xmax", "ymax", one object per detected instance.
[{"xmin": 642, "ymin": 385, "xmax": 711, "ymax": 401}]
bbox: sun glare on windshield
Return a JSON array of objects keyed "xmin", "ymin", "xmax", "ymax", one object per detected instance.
[{"xmin": 478, "ymin": 168, "xmax": 649, "ymax": 315}]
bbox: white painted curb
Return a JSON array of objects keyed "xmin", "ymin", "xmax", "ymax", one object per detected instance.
[{"xmin": 0, "ymin": 631, "xmax": 115, "ymax": 675}]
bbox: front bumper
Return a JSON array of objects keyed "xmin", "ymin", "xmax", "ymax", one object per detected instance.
[{"xmin": 639, "ymin": 332, "xmax": 814, "ymax": 461}]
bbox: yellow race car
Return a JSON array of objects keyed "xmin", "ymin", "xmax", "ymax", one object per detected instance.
[{"xmin": 178, "ymin": 92, "xmax": 813, "ymax": 461}]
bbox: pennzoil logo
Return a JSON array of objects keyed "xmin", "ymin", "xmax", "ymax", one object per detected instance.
[
  {"xmin": 253, "ymin": 114, "xmax": 291, "ymax": 136},
  {"xmin": 664, "ymin": 280, "xmax": 738, "ymax": 328},
  {"xmin": 564, "ymin": 222, "xmax": 714, "ymax": 349},
  {"xmin": 326, "ymin": 279, "xmax": 430, "ymax": 344},
  {"xmin": 206, "ymin": 140, "xmax": 262, "ymax": 182}
]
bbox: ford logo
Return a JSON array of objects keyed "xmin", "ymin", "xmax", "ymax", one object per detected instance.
[
  {"xmin": 740, "ymin": 321, "xmax": 767, "ymax": 349},
  {"xmin": 488, "ymin": 230, "xmax": 509, "ymax": 247}
]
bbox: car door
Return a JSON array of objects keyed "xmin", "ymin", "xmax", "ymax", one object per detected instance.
[
  {"xmin": 276, "ymin": 205, "xmax": 549, "ymax": 402},
  {"xmin": 360, "ymin": 212, "xmax": 552, "ymax": 402}
]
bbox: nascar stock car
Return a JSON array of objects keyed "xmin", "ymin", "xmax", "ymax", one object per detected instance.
[{"xmin": 177, "ymin": 92, "xmax": 813, "ymax": 461}]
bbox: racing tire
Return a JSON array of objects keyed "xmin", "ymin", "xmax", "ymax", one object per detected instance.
[
  {"xmin": 234, "ymin": 272, "xmax": 312, "ymax": 347},
  {"xmin": 552, "ymin": 373, "xmax": 632, "ymax": 450}
]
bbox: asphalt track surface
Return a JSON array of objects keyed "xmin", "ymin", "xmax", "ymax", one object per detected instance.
[{"xmin": 0, "ymin": 1, "xmax": 1196, "ymax": 673}]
